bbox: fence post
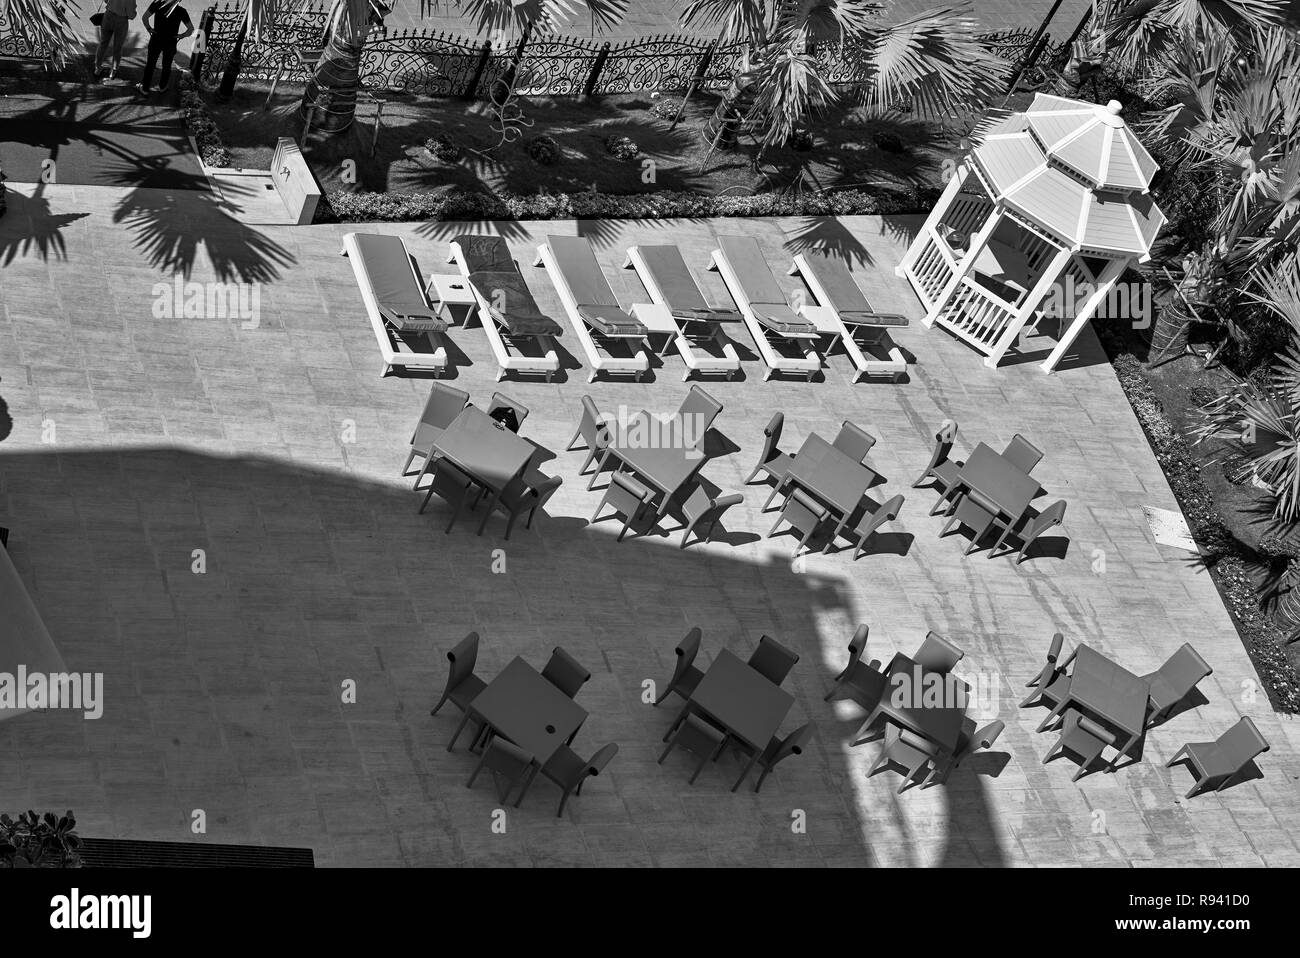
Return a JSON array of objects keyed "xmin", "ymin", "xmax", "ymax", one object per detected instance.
[
  {"xmin": 463, "ymin": 39, "xmax": 492, "ymax": 99},
  {"xmin": 191, "ymin": 6, "xmax": 216, "ymax": 81},
  {"xmin": 583, "ymin": 41, "xmax": 611, "ymax": 97},
  {"xmin": 670, "ymin": 40, "xmax": 715, "ymax": 131}
]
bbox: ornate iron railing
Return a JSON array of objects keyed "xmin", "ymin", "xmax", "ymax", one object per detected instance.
[
  {"xmin": 188, "ymin": 3, "xmax": 1067, "ymax": 100},
  {"xmin": 0, "ymin": 8, "xmax": 55, "ymax": 60}
]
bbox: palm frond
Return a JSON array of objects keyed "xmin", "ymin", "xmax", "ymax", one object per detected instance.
[
  {"xmin": 453, "ymin": 0, "xmax": 626, "ymax": 35},
  {"xmin": 742, "ymin": 43, "xmax": 838, "ymax": 153},
  {"xmin": 5, "ymin": 0, "xmax": 83, "ymax": 68}
]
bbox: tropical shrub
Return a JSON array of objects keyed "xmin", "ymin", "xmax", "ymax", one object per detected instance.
[
  {"xmin": 527, "ymin": 134, "xmax": 559, "ymax": 165},
  {"xmin": 425, "ymin": 133, "xmax": 461, "ymax": 162},
  {"xmin": 604, "ymin": 135, "xmax": 640, "ymax": 161},
  {"xmin": 0, "ymin": 811, "xmax": 83, "ymax": 868}
]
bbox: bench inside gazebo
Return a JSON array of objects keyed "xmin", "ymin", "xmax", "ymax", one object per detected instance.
[{"xmin": 897, "ymin": 94, "xmax": 1167, "ymax": 373}]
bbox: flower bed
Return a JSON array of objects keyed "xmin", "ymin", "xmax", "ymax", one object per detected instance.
[
  {"xmin": 1111, "ymin": 352, "xmax": 1300, "ymax": 713},
  {"xmin": 177, "ymin": 76, "xmax": 232, "ymax": 168}
]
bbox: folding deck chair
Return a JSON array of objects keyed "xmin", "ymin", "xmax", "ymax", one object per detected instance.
[
  {"xmin": 341, "ymin": 232, "xmax": 450, "ymax": 377},
  {"xmin": 622, "ymin": 245, "xmax": 742, "ymax": 381},
  {"xmin": 788, "ymin": 250, "xmax": 910, "ymax": 382},
  {"xmin": 707, "ymin": 236, "xmax": 823, "ymax": 381},
  {"xmin": 447, "ymin": 235, "xmax": 562, "ymax": 382},
  {"xmin": 534, "ymin": 236, "xmax": 651, "ymax": 383}
]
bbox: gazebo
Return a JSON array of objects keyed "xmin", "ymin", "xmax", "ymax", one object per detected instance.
[{"xmin": 896, "ymin": 94, "xmax": 1166, "ymax": 373}]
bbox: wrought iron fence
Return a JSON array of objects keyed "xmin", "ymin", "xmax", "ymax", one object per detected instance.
[
  {"xmin": 0, "ymin": 8, "xmax": 55, "ymax": 61},
  {"xmin": 189, "ymin": 2, "xmax": 1068, "ymax": 101}
]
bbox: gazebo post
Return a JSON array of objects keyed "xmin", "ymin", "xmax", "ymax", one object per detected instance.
[
  {"xmin": 922, "ymin": 205, "xmax": 1003, "ymax": 329},
  {"xmin": 985, "ymin": 244, "xmax": 1075, "ymax": 367},
  {"xmin": 896, "ymin": 161, "xmax": 971, "ymax": 279},
  {"xmin": 1039, "ymin": 257, "xmax": 1129, "ymax": 372}
]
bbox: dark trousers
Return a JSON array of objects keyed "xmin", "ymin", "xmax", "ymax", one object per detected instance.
[{"xmin": 142, "ymin": 36, "xmax": 178, "ymax": 90}]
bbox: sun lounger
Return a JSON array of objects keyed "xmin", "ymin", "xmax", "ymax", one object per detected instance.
[
  {"xmin": 341, "ymin": 232, "xmax": 450, "ymax": 377},
  {"xmin": 622, "ymin": 245, "xmax": 742, "ymax": 381},
  {"xmin": 535, "ymin": 235, "xmax": 651, "ymax": 383},
  {"xmin": 447, "ymin": 235, "xmax": 562, "ymax": 382},
  {"xmin": 788, "ymin": 250, "xmax": 909, "ymax": 382},
  {"xmin": 707, "ymin": 236, "xmax": 821, "ymax": 381}
]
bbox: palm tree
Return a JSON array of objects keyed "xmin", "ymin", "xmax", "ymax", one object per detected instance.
[
  {"xmin": 8, "ymin": 0, "xmax": 85, "ymax": 68},
  {"xmin": 681, "ymin": 0, "xmax": 1009, "ymax": 164}
]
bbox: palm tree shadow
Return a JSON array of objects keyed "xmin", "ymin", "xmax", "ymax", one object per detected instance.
[
  {"xmin": 0, "ymin": 187, "xmax": 90, "ymax": 264},
  {"xmin": 0, "ymin": 392, "xmax": 11, "ymax": 443},
  {"xmin": 783, "ymin": 216, "xmax": 872, "ymax": 268}
]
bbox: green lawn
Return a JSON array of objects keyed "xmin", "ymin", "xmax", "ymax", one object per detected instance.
[{"xmin": 207, "ymin": 81, "xmax": 960, "ymax": 200}]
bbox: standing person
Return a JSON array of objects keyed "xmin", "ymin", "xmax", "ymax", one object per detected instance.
[
  {"xmin": 136, "ymin": 0, "xmax": 194, "ymax": 96},
  {"xmin": 92, "ymin": 0, "xmax": 138, "ymax": 81}
]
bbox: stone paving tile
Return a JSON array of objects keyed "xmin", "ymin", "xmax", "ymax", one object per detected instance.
[{"xmin": 2, "ymin": 182, "xmax": 1299, "ymax": 866}]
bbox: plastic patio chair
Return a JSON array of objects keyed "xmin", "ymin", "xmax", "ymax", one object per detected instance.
[
  {"xmin": 1142, "ymin": 643, "xmax": 1212, "ymax": 728},
  {"xmin": 914, "ymin": 419, "xmax": 960, "ymax": 491},
  {"xmin": 537, "ymin": 741, "xmax": 619, "ymax": 817},
  {"xmin": 748, "ymin": 634, "xmax": 799, "ymax": 686},
  {"xmin": 592, "ymin": 471, "xmax": 659, "ymax": 541},
  {"xmin": 566, "ymin": 395, "xmax": 617, "ymax": 491},
  {"xmin": 992, "ymin": 499, "xmax": 1066, "ymax": 563},
  {"xmin": 675, "ymin": 383, "xmax": 723, "ymax": 445},
  {"xmin": 1020, "ymin": 632, "xmax": 1072, "ymax": 718},
  {"xmin": 541, "ymin": 647, "xmax": 592, "ymax": 699},
  {"xmin": 432, "ymin": 630, "xmax": 487, "ymax": 720},
  {"xmin": 486, "ymin": 391, "xmax": 530, "ymax": 433},
  {"xmin": 767, "ymin": 487, "xmax": 832, "ymax": 556},
  {"xmin": 675, "ymin": 485, "xmax": 744, "ymax": 550},
  {"xmin": 403, "ymin": 381, "xmax": 469, "ymax": 482},
  {"xmin": 654, "ymin": 626, "xmax": 705, "ymax": 706},
  {"xmin": 940, "ymin": 488, "xmax": 1008, "ymax": 555},
  {"xmin": 844, "ymin": 493, "xmax": 904, "ymax": 559},
  {"xmin": 926, "ymin": 718, "xmax": 1005, "ymax": 786},
  {"xmin": 1043, "ymin": 708, "xmax": 1116, "ymax": 781},
  {"xmin": 1002, "ymin": 433, "xmax": 1044, "ymax": 474},
  {"xmin": 746, "ymin": 412, "xmax": 795, "ymax": 511},
  {"xmin": 418, "ymin": 457, "xmax": 484, "ymax": 533},
  {"xmin": 732, "ymin": 722, "xmax": 813, "ymax": 792},
  {"xmin": 867, "ymin": 722, "xmax": 941, "ymax": 793},
  {"xmin": 913, "ymin": 630, "xmax": 964, "ymax": 674},
  {"xmin": 832, "ymin": 420, "xmax": 876, "ymax": 466},
  {"xmin": 466, "ymin": 734, "xmax": 536, "ymax": 806},
  {"xmin": 1167, "ymin": 717, "xmax": 1269, "ymax": 799},
  {"xmin": 659, "ymin": 712, "xmax": 728, "ymax": 784},
  {"xmin": 823, "ymin": 624, "xmax": 888, "ymax": 710}
]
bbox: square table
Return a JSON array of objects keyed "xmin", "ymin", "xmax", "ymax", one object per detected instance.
[
  {"xmin": 629, "ymin": 303, "xmax": 681, "ymax": 357},
  {"xmin": 872, "ymin": 653, "xmax": 967, "ymax": 754},
  {"xmin": 953, "ymin": 442, "xmax": 1040, "ymax": 525},
  {"xmin": 426, "ymin": 273, "xmax": 477, "ymax": 325},
  {"xmin": 973, "ymin": 238, "xmax": 1031, "ymax": 298},
  {"xmin": 1056, "ymin": 644, "xmax": 1148, "ymax": 769},
  {"xmin": 432, "ymin": 406, "xmax": 535, "ymax": 534},
  {"xmin": 612, "ymin": 410, "xmax": 706, "ymax": 516},
  {"xmin": 799, "ymin": 304, "xmax": 844, "ymax": 356},
  {"xmin": 468, "ymin": 657, "xmax": 589, "ymax": 767},
  {"xmin": 684, "ymin": 649, "xmax": 794, "ymax": 791},
  {"xmin": 785, "ymin": 433, "xmax": 878, "ymax": 546}
]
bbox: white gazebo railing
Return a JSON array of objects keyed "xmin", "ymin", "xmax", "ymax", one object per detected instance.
[{"xmin": 934, "ymin": 277, "xmax": 1021, "ymax": 352}]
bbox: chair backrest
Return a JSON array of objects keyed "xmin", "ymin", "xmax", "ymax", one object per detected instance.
[
  {"xmin": 1217, "ymin": 716, "xmax": 1269, "ymax": 764},
  {"xmin": 922, "ymin": 419, "xmax": 957, "ymax": 474},
  {"xmin": 1003, "ymin": 433, "xmax": 1043, "ymax": 473},
  {"xmin": 895, "ymin": 725, "xmax": 940, "ymax": 756},
  {"xmin": 678, "ymin": 384, "xmax": 723, "ymax": 438},
  {"xmin": 786, "ymin": 489, "xmax": 829, "ymax": 527},
  {"xmin": 832, "ymin": 421, "xmax": 876, "ymax": 464},
  {"xmin": 877, "ymin": 494, "xmax": 904, "ymax": 522},
  {"xmin": 1027, "ymin": 500, "xmax": 1067, "ymax": 538},
  {"xmin": 421, "ymin": 382, "xmax": 469, "ymax": 432},
  {"xmin": 671, "ymin": 627, "xmax": 703, "ymax": 687},
  {"xmin": 847, "ymin": 624, "xmax": 869, "ymax": 665},
  {"xmin": 445, "ymin": 631, "xmax": 480, "ymax": 691},
  {"xmin": 748, "ymin": 635, "xmax": 799, "ymax": 685},
  {"xmin": 542, "ymin": 647, "xmax": 591, "ymax": 698},
  {"xmin": 760, "ymin": 412, "xmax": 785, "ymax": 465},
  {"xmin": 578, "ymin": 395, "xmax": 610, "ymax": 447},
  {"xmin": 583, "ymin": 742, "xmax": 619, "ymax": 781},
  {"xmin": 972, "ymin": 719, "xmax": 1005, "ymax": 753},
  {"xmin": 1072, "ymin": 711, "xmax": 1117, "ymax": 745},
  {"xmin": 432, "ymin": 456, "xmax": 476, "ymax": 490},
  {"xmin": 769, "ymin": 722, "xmax": 814, "ymax": 767},
  {"xmin": 1046, "ymin": 631, "xmax": 1065, "ymax": 664},
  {"xmin": 610, "ymin": 471, "xmax": 654, "ymax": 508},
  {"xmin": 488, "ymin": 391, "xmax": 529, "ymax": 430},
  {"xmin": 530, "ymin": 474, "xmax": 563, "ymax": 511},
  {"xmin": 482, "ymin": 735, "xmax": 534, "ymax": 777},
  {"xmin": 913, "ymin": 631, "xmax": 964, "ymax": 674},
  {"xmin": 1156, "ymin": 642, "xmax": 1212, "ymax": 694}
]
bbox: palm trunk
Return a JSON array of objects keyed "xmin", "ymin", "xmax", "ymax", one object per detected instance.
[
  {"xmin": 300, "ymin": 5, "xmax": 370, "ymax": 135},
  {"xmin": 699, "ymin": 77, "xmax": 754, "ymax": 172}
]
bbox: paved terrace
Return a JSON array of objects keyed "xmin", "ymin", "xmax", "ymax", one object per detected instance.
[{"xmin": 0, "ymin": 181, "xmax": 1298, "ymax": 867}]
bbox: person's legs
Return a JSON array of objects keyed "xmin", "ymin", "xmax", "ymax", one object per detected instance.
[
  {"xmin": 93, "ymin": 15, "xmax": 115, "ymax": 72},
  {"xmin": 140, "ymin": 36, "xmax": 163, "ymax": 91},
  {"xmin": 109, "ymin": 14, "xmax": 128, "ymax": 74},
  {"xmin": 157, "ymin": 42, "xmax": 177, "ymax": 90}
]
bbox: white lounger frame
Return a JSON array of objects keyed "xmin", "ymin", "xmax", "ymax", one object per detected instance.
[
  {"xmin": 446, "ymin": 240, "xmax": 559, "ymax": 383},
  {"xmin": 622, "ymin": 246, "xmax": 741, "ymax": 382},
  {"xmin": 788, "ymin": 253, "xmax": 908, "ymax": 383},
  {"xmin": 707, "ymin": 247, "xmax": 821, "ymax": 382},
  {"xmin": 341, "ymin": 231, "xmax": 449, "ymax": 378},
  {"xmin": 534, "ymin": 242, "xmax": 650, "ymax": 384}
]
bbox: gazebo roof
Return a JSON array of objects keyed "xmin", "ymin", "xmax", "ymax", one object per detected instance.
[{"xmin": 971, "ymin": 94, "xmax": 1166, "ymax": 261}]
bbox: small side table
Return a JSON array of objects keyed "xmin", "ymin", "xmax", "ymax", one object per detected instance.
[
  {"xmin": 630, "ymin": 302, "xmax": 681, "ymax": 357},
  {"xmin": 800, "ymin": 304, "xmax": 843, "ymax": 356},
  {"xmin": 426, "ymin": 274, "xmax": 477, "ymax": 325}
]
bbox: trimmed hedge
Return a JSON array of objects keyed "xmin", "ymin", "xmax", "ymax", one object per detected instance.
[
  {"xmin": 177, "ymin": 75, "xmax": 231, "ymax": 168},
  {"xmin": 1110, "ymin": 352, "xmax": 1300, "ymax": 713},
  {"xmin": 327, "ymin": 185, "xmax": 939, "ymax": 224}
]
